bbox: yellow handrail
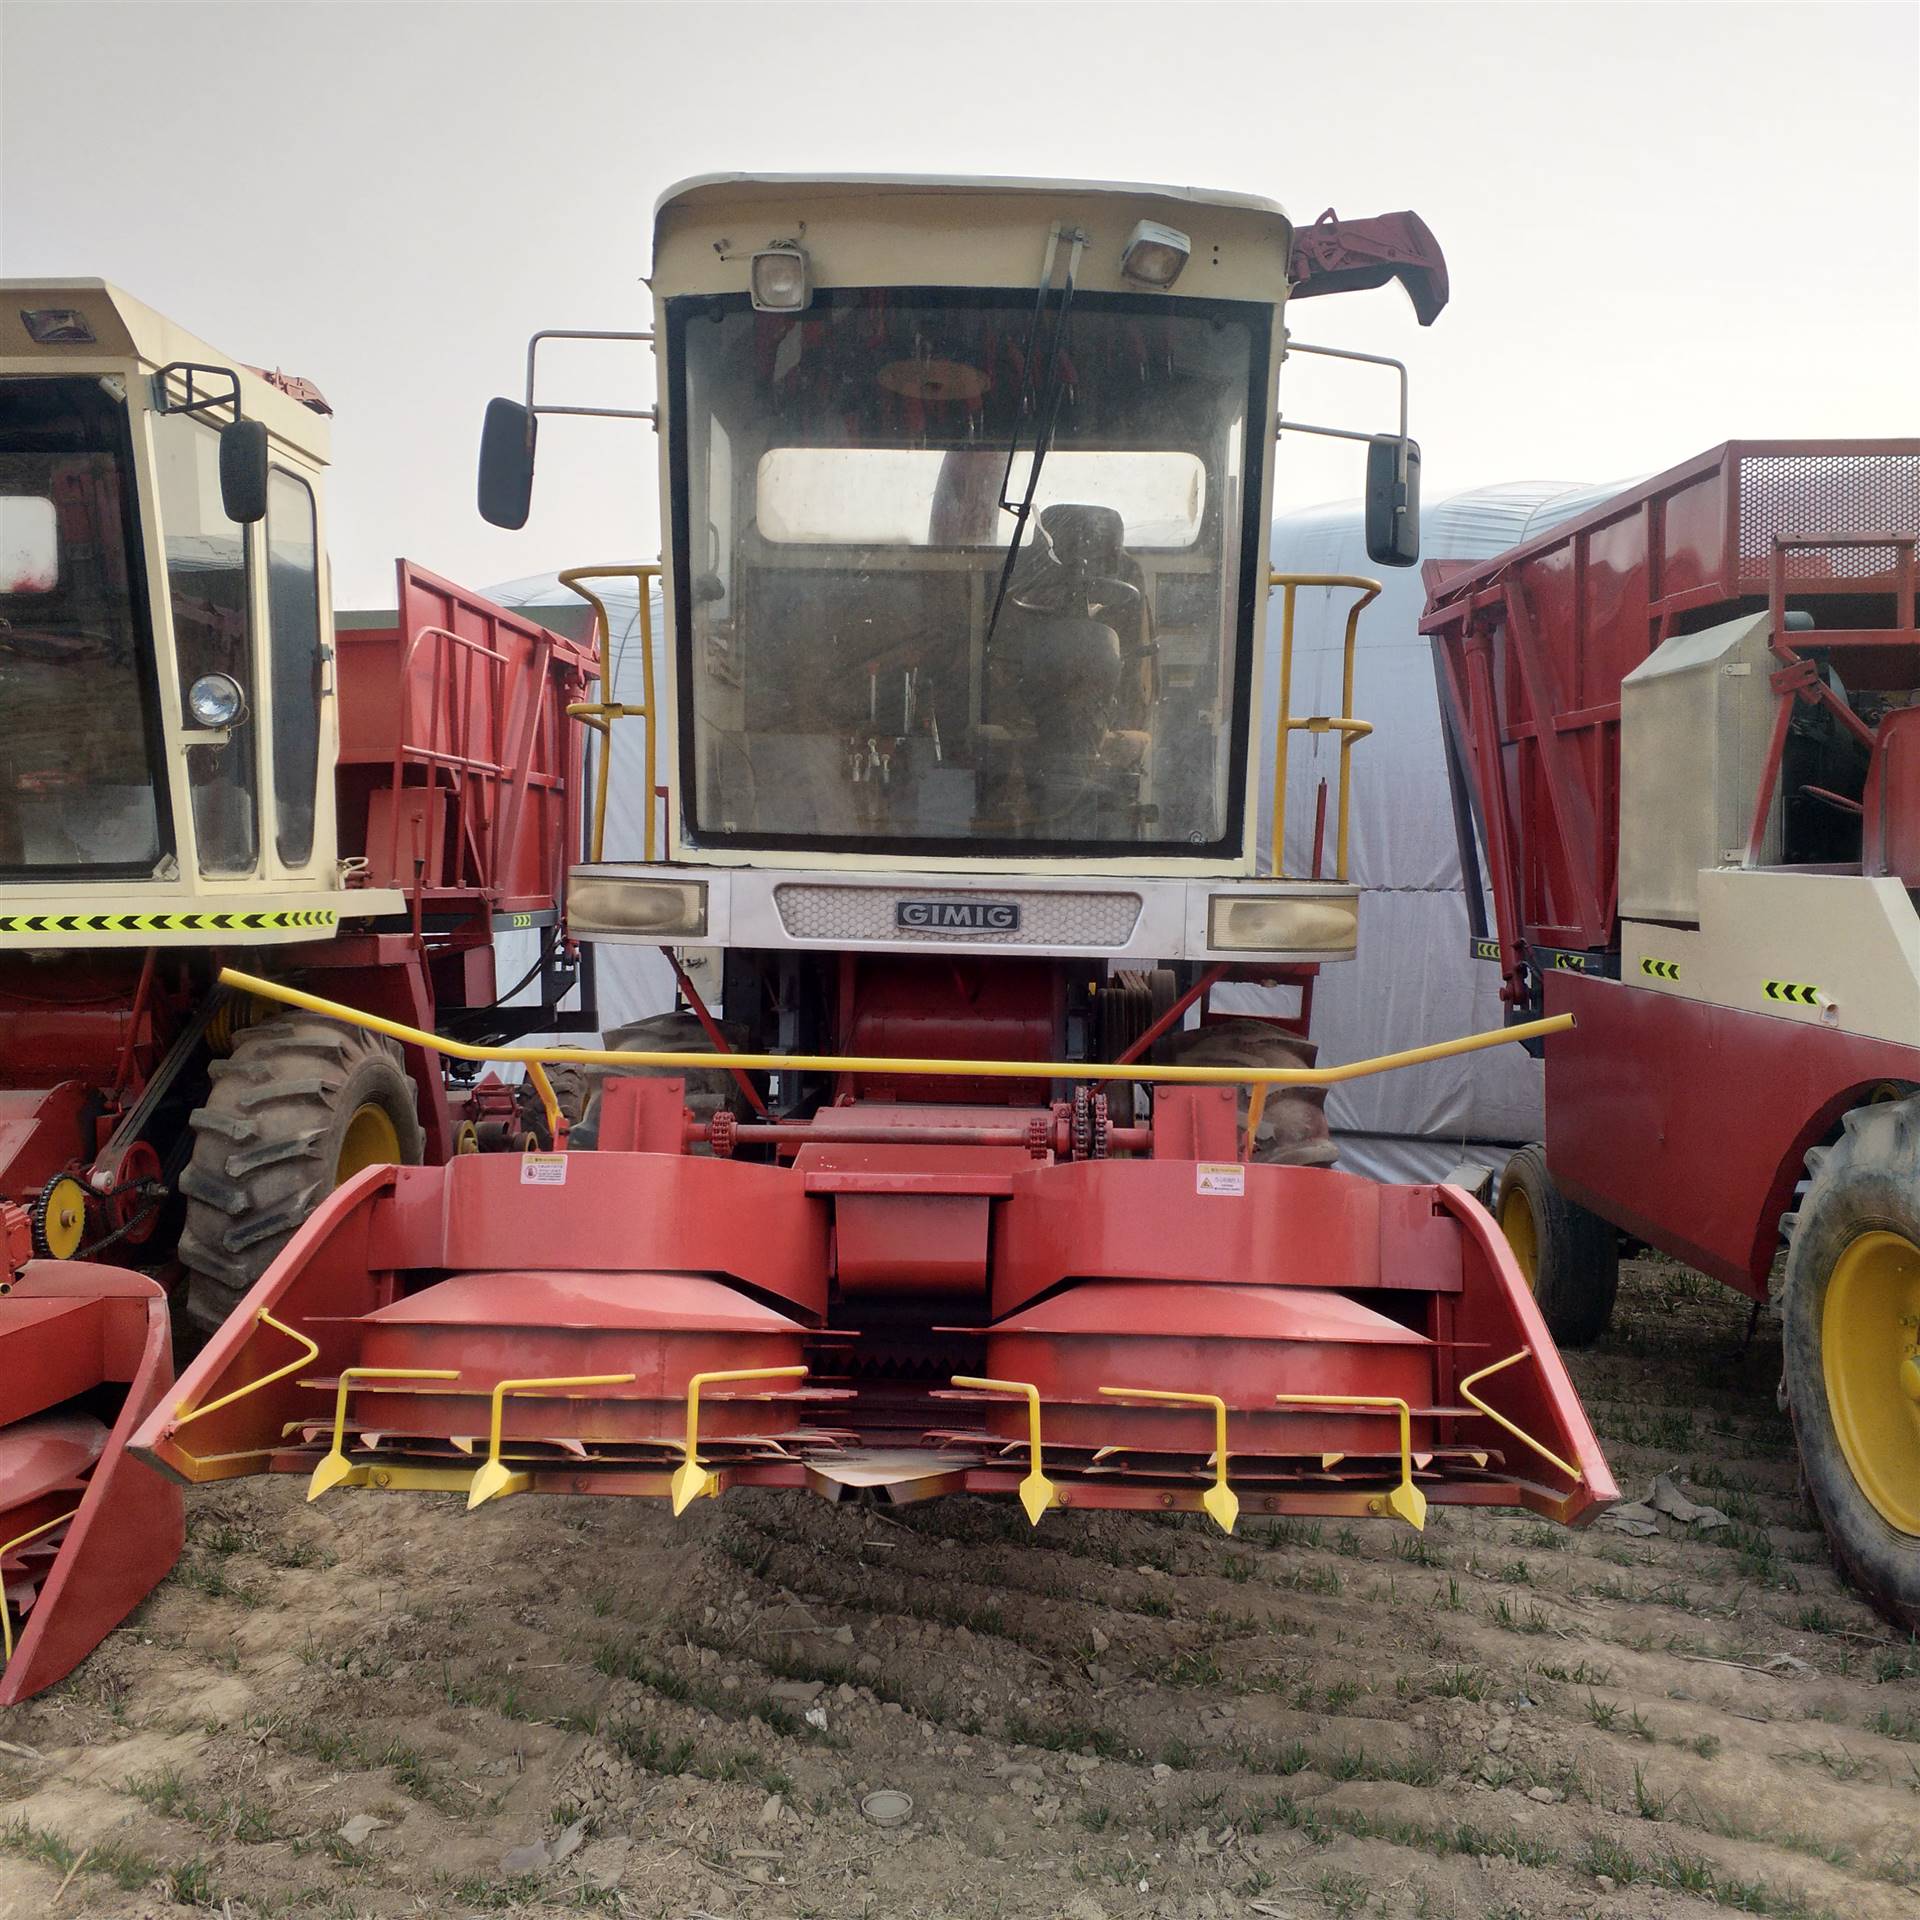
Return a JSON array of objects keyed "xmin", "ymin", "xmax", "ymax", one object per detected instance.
[
  {"xmin": 221, "ymin": 965, "xmax": 1570, "ymax": 1110},
  {"xmin": 1457, "ymin": 1349, "xmax": 1578, "ymax": 1481},
  {"xmin": 1269, "ymin": 573, "xmax": 1381, "ymax": 882},
  {"xmin": 1, "ymin": 1509, "xmax": 80, "ymax": 1665},
  {"xmin": 560, "ymin": 564, "xmax": 662, "ymax": 862}
]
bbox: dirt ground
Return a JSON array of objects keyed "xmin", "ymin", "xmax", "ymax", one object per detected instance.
[{"xmin": 3, "ymin": 1258, "xmax": 1917, "ymax": 1920}]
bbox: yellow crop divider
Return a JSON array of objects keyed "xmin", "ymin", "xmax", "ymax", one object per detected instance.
[
  {"xmin": 1273, "ymin": 1390, "xmax": 1426, "ymax": 1530},
  {"xmin": 669, "ymin": 1366, "xmax": 811, "ymax": 1515},
  {"xmin": 308, "ymin": 1367, "xmax": 461, "ymax": 1500},
  {"xmin": 1098, "ymin": 1386, "xmax": 1239, "ymax": 1533},
  {"xmin": 952, "ymin": 1376, "xmax": 1059, "ymax": 1525},
  {"xmin": 468, "ymin": 1373, "xmax": 638, "ymax": 1510}
]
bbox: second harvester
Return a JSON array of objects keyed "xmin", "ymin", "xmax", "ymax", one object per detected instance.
[{"xmin": 137, "ymin": 176, "xmax": 1613, "ymax": 1542}]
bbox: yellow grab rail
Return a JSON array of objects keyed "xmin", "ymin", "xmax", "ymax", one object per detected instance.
[
  {"xmin": 1458, "ymin": 1349, "xmax": 1578, "ymax": 1481},
  {"xmin": 173, "ymin": 1309, "xmax": 319, "ymax": 1427},
  {"xmin": 1, "ymin": 1509, "xmax": 80, "ymax": 1665},
  {"xmin": 1099, "ymin": 1386, "xmax": 1238, "ymax": 1533},
  {"xmin": 560, "ymin": 564, "xmax": 662, "ymax": 863},
  {"xmin": 952, "ymin": 1376, "xmax": 1059, "ymax": 1524},
  {"xmin": 219, "ymin": 967, "xmax": 1571, "ymax": 1098},
  {"xmin": 1269, "ymin": 572, "xmax": 1381, "ymax": 882},
  {"xmin": 1272, "ymin": 1390, "xmax": 1426, "ymax": 1529}
]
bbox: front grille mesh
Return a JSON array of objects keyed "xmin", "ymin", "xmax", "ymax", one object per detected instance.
[{"xmin": 773, "ymin": 884, "xmax": 1142, "ymax": 947}]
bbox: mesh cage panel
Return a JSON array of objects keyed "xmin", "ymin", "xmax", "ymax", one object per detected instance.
[{"xmin": 1737, "ymin": 454, "xmax": 1920, "ymax": 581}]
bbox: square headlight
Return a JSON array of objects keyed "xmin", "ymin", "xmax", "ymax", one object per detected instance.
[
  {"xmin": 568, "ymin": 873, "xmax": 708, "ymax": 938},
  {"xmin": 1208, "ymin": 892, "xmax": 1358, "ymax": 954},
  {"xmin": 750, "ymin": 247, "xmax": 812, "ymax": 313}
]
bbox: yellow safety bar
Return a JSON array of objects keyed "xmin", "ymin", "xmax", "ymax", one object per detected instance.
[
  {"xmin": 1272, "ymin": 1390, "xmax": 1426, "ymax": 1529},
  {"xmin": 1458, "ymin": 1349, "xmax": 1578, "ymax": 1481},
  {"xmin": 1099, "ymin": 1386, "xmax": 1238, "ymax": 1533},
  {"xmin": 560, "ymin": 564, "xmax": 662, "ymax": 862},
  {"xmin": 218, "ymin": 968, "xmax": 1572, "ymax": 1150},
  {"xmin": 469, "ymin": 1373, "xmax": 638, "ymax": 1510},
  {"xmin": 1269, "ymin": 573, "xmax": 1381, "ymax": 882},
  {"xmin": 172, "ymin": 1309, "xmax": 319, "ymax": 1428},
  {"xmin": 1, "ymin": 1509, "xmax": 79, "ymax": 1666},
  {"xmin": 308, "ymin": 1366, "xmax": 460, "ymax": 1501},
  {"xmin": 952, "ymin": 1376, "xmax": 1059, "ymax": 1524},
  {"xmin": 670, "ymin": 1366, "xmax": 810, "ymax": 1515}
]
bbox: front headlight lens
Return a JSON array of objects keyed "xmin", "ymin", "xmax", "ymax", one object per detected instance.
[
  {"xmin": 750, "ymin": 247, "xmax": 812, "ymax": 312},
  {"xmin": 568, "ymin": 873, "xmax": 708, "ymax": 938},
  {"xmin": 187, "ymin": 672, "xmax": 246, "ymax": 728},
  {"xmin": 1208, "ymin": 893, "xmax": 1358, "ymax": 954}
]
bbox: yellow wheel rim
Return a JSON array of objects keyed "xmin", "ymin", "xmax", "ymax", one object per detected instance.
[
  {"xmin": 1500, "ymin": 1183, "xmax": 1539, "ymax": 1294},
  {"xmin": 335, "ymin": 1102, "xmax": 401, "ymax": 1183},
  {"xmin": 1822, "ymin": 1230, "xmax": 1920, "ymax": 1537},
  {"xmin": 38, "ymin": 1175, "xmax": 89, "ymax": 1259}
]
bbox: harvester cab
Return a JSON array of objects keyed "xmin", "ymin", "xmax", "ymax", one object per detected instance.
[
  {"xmin": 1, "ymin": 286, "xmax": 596, "ymax": 1702},
  {"xmin": 135, "ymin": 180, "xmax": 1611, "ymax": 1581}
]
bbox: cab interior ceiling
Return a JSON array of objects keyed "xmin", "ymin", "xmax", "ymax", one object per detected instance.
[{"xmin": 675, "ymin": 289, "xmax": 1265, "ymax": 851}]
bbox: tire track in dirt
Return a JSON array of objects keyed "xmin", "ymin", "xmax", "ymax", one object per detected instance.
[{"xmin": 2, "ymin": 1259, "xmax": 1916, "ymax": 1919}]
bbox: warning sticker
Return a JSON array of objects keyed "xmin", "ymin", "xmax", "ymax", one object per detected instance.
[
  {"xmin": 1196, "ymin": 1162, "xmax": 1245, "ymax": 1197},
  {"xmin": 520, "ymin": 1153, "xmax": 568, "ymax": 1187}
]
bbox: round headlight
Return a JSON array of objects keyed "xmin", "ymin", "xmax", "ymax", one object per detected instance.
[{"xmin": 187, "ymin": 672, "xmax": 246, "ymax": 728}]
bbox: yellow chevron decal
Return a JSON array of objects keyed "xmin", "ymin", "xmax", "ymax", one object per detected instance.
[
  {"xmin": 0, "ymin": 908, "xmax": 338, "ymax": 936},
  {"xmin": 1763, "ymin": 978, "xmax": 1822, "ymax": 1007},
  {"xmin": 1640, "ymin": 957, "xmax": 1681, "ymax": 982}
]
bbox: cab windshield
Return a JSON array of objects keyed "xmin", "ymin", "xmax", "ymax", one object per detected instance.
[
  {"xmin": 0, "ymin": 375, "xmax": 166, "ymax": 874},
  {"xmin": 671, "ymin": 288, "xmax": 1267, "ymax": 856}
]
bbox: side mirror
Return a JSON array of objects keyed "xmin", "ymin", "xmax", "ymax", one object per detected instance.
[
  {"xmin": 217, "ymin": 417, "xmax": 269, "ymax": 524},
  {"xmin": 1364, "ymin": 434, "xmax": 1420, "ymax": 568},
  {"xmin": 478, "ymin": 398, "xmax": 537, "ymax": 529}
]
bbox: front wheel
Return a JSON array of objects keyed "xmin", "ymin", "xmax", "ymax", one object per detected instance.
[
  {"xmin": 178, "ymin": 1014, "xmax": 425, "ymax": 1336},
  {"xmin": 1782, "ymin": 1096, "xmax": 1920, "ymax": 1632},
  {"xmin": 1496, "ymin": 1143, "xmax": 1618, "ymax": 1347}
]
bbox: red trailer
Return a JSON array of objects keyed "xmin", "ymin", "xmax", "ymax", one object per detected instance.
[{"xmin": 1424, "ymin": 440, "xmax": 1920, "ymax": 1625}]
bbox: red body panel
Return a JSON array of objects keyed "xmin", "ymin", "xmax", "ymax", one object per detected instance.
[
  {"xmin": 334, "ymin": 560, "xmax": 595, "ymax": 914},
  {"xmin": 1545, "ymin": 971, "xmax": 1920, "ymax": 1294},
  {"xmin": 0, "ymin": 1264, "xmax": 182, "ymax": 1706}
]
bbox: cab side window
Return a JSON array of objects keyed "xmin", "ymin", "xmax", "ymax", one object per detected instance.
[
  {"xmin": 153, "ymin": 407, "xmax": 256, "ymax": 874},
  {"xmin": 266, "ymin": 469, "xmax": 322, "ymax": 867}
]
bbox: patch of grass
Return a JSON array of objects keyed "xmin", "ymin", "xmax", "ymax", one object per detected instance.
[
  {"xmin": 1317, "ymin": 1867, "xmax": 1371, "ymax": 1915},
  {"xmin": 1631, "ymin": 1764, "xmax": 1676, "ymax": 1821},
  {"xmin": 1, "ymin": 1819, "xmax": 214, "ymax": 1900},
  {"xmin": 1392, "ymin": 1534, "xmax": 1446, "ymax": 1568},
  {"xmin": 1870, "ymin": 1706, "xmax": 1920, "ymax": 1742},
  {"xmin": 605, "ymin": 1720, "xmax": 793, "ymax": 1798},
  {"xmin": 1432, "ymin": 1665, "xmax": 1491, "ymax": 1701},
  {"xmin": 1002, "ymin": 1710, "xmax": 1128, "ymax": 1759}
]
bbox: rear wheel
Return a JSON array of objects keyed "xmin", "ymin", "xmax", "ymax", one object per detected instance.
[
  {"xmin": 178, "ymin": 1014, "xmax": 424, "ymax": 1336},
  {"xmin": 1782, "ymin": 1096, "xmax": 1920, "ymax": 1632},
  {"xmin": 1496, "ymin": 1143, "xmax": 1618, "ymax": 1347}
]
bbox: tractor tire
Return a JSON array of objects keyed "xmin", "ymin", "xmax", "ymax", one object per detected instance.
[
  {"xmin": 1496, "ymin": 1143, "xmax": 1618, "ymax": 1348},
  {"xmin": 1781, "ymin": 1095, "xmax": 1920, "ymax": 1633},
  {"xmin": 178, "ymin": 1014, "xmax": 424, "ymax": 1336},
  {"xmin": 572, "ymin": 1011, "xmax": 748, "ymax": 1151},
  {"xmin": 1161, "ymin": 1019, "xmax": 1338, "ymax": 1167}
]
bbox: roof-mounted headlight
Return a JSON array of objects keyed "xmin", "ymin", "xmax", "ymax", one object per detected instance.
[
  {"xmin": 1120, "ymin": 221, "xmax": 1191, "ymax": 289},
  {"xmin": 750, "ymin": 246, "xmax": 812, "ymax": 313}
]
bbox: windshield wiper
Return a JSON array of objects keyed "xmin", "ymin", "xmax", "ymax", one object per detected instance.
[{"xmin": 982, "ymin": 223, "xmax": 1085, "ymax": 653}]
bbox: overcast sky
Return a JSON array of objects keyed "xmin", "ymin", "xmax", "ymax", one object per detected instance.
[{"xmin": 3, "ymin": 0, "xmax": 1915, "ymax": 609}]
